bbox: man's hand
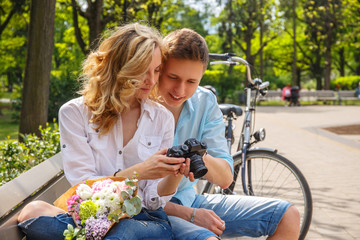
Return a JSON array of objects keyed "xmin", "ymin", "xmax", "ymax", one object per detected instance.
[{"xmin": 193, "ymin": 208, "xmax": 225, "ymax": 236}]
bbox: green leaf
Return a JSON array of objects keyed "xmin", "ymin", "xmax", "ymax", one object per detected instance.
[{"xmin": 124, "ymin": 199, "xmax": 137, "ymax": 216}]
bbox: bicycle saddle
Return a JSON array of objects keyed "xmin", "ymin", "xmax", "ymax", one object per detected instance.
[{"xmin": 219, "ymin": 104, "xmax": 243, "ymax": 116}]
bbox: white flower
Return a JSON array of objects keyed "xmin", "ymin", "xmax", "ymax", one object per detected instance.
[
  {"xmin": 76, "ymin": 184, "xmax": 93, "ymax": 200},
  {"xmin": 104, "ymin": 192, "xmax": 121, "ymax": 212},
  {"xmin": 92, "ymin": 191, "xmax": 105, "ymax": 202},
  {"xmin": 99, "ymin": 186, "xmax": 112, "ymax": 196},
  {"xmin": 95, "ymin": 199, "xmax": 107, "ymax": 215}
]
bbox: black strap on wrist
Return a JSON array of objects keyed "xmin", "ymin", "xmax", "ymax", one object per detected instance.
[{"xmin": 113, "ymin": 169, "xmax": 122, "ymax": 177}]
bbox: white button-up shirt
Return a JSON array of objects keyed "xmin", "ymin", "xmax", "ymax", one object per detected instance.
[{"xmin": 59, "ymin": 97, "xmax": 175, "ymax": 210}]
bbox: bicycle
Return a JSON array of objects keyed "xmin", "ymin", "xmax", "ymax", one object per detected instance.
[{"xmin": 200, "ymin": 53, "xmax": 313, "ymax": 240}]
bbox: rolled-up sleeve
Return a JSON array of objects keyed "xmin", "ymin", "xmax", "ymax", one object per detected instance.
[
  {"xmin": 59, "ymin": 100, "xmax": 104, "ymax": 185},
  {"xmin": 139, "ymin": 179, "xmax": 175, "ymax": 210}
]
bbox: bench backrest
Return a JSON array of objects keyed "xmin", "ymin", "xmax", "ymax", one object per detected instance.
[
  {"xmin": 315, "ymin": 90, "xmax": 335, "ymax": 97},
  {"xmin": 338, "ymin": 90, "xmax": 356, "ymax": 98},
  {"xmin": 0, "ymin": 153, "xmax": 70, "ymax": 240}
]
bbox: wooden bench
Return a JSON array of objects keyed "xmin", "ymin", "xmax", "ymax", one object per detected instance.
[
  {"xmin": 0, "ymin": 153, "xmax": 70, "ymax": 240},
  {"xmin": 338, "ymin": 90, "xmax": 359, "ymax": 101},
  {"xmin": 313, "ymin": 90, "xmax": 337, "ymax": 104},
  {"xmin": 0, "ymin": 153, "xmax": 258, "ymax": 240}
]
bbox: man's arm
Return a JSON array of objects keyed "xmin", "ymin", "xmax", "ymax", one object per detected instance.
[
  {"xmin": 164, "ymin": 201, "xmax": 226, "ymax": 235},
  {"xmin": 203, "ymin": 154, "xmax": 233, "ymax": 189},
  {"xmin": 199, "ymin": 92, "xmax": 233, "ymax": 189}
]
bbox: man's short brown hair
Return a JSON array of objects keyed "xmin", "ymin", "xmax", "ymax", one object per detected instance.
[{"xmin": 163, "ymin": 28, "xmax": 209, "ymax": 71}]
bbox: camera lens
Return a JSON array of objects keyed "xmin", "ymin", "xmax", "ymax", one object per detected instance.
[{"xmin": 189, "ymin": 154, "xmax": 208, "ymax": 179}]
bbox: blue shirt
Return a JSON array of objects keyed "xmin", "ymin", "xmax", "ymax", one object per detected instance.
[{"xmin": 173, "ymin": 87, "xmax": 233, "ymax": 207}]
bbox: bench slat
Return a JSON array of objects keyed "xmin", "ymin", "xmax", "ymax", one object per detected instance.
[
  {"xmin": 0, "ymin": 153, "xmax": 64, "ymax": 217},
  {"xmin": 0, "ymin": 153, "xmax": 71, "ymax": 240}
]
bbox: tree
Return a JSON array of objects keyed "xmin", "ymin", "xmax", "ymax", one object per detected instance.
[
  {"xmin": 0, "ymin": 0, "xmax": 26, "ymax": 37},
  {"xmin": 19, "ymin": 0, "xmax": 56, "ymax": 138},
  {"xmin": 337, "ymin": 0, "xmax": 360, "ymax": 76},
  {"xmin": 0, "ymin": 0, "xmax": 29, "ymax": 92}
]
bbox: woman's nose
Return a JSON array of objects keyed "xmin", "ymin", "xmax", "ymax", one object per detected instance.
[{"xmin": 144, "ymin": 70, "xmax": 157, "ymax": 86}]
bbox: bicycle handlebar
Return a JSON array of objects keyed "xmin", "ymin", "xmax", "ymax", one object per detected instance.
[
  {"xmin": 209, "ymin": 53, "xmax": 255, "ymax": 85},
  {"xmin": 209, "ymin": 53, "xmax": 249, "ymax": 65},
  {"xmin": 209, "ymin": 53, "xmax": 236, "ymax": 61}
]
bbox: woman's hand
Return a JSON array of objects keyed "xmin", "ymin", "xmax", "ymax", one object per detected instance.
[
  {"xmin": 178, "ymin": 157, "xmax": 195, "ymax": 182},
  {"xmin": 137, "ymin": 148, "xmax": 185, "ymax": 180}
]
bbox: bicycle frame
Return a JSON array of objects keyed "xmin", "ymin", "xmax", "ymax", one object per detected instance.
[
  {"xmin": 207, "ymin": 54, "xmax": 313, "ymax": 240},
  {"xmin": 210, "ymin": 53, "xmax": 270, "ymax": 195}
]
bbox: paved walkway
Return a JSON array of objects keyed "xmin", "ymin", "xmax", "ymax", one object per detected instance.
[{"xmin": 228, "ymin": 105, "xmax": 360, "ymax": 240}]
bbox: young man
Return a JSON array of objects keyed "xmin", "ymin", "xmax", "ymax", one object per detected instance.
[{"xmin": 158, "ymin": 28, "xmax": 301, "ymax": 240}]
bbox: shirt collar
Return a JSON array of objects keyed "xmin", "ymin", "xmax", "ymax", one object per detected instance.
[
  {"xmin": 183, "ymin": 87, "xmax": 199, "ymax": 114},
  {"xmin": 142, "ymin": 99, "xmax": 156, "ymax": 121}
]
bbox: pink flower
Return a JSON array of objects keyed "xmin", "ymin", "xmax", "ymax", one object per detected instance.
[
  {"xmin": 66, "ymin": 194, "xmax": 83, "ymax": 213},
  {"xmin": 115, "ymin": 181, "xmax": 130, "ymax": 193},
  {"xmin": 92, "ymin": 179, "xmax": 114, "ymax": 193}
]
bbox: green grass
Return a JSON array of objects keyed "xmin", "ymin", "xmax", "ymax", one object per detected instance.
[
  {"xmin": 0, "ymin": 107, "xmax": 19, "ymax": 141},
  {"xmin": 0, "ymin": 91, "xmax": 12, "ymax": 99}
]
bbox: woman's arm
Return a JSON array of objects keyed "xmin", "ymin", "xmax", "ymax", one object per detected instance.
[{"xmin": 59, "ymin": 100, "xmax": 102, "ymax": 185}]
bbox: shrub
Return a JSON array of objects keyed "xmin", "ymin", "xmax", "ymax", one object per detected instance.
[
  {"xmin": 331, "ymin": 76, "xmax": 360, "ymax": 90},
  {"xmin": 0, "ymin": 121, "xmax": 60, "ymax": 186}
]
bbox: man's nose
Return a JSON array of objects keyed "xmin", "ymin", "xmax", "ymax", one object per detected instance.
[{"xmin": 174, "ymin": 81, "xmax": 185, "ymax": 96}]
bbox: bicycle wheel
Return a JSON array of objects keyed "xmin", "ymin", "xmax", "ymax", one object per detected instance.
[{"xmin": 202, "ymin": 150, "xmax": 312, "ymax": 240}]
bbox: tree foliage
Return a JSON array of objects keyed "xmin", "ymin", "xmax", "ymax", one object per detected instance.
[{"xmin": 0, "ymin": 0, "xmax": 359, "ymax": 124}]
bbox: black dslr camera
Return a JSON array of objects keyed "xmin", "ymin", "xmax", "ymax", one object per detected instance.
[{"xmin": 166, "ymin": 138, "xmax": 208, "ymax": 179}]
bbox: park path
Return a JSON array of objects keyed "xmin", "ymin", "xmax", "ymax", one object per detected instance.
[{"xmin": 228, "ymin": 105, "xmax": 360, "ymax": 240}]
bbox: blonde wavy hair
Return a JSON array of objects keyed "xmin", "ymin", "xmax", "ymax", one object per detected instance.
[{"xmin": 78, "ymin": 23, "xmax": 163, "ymax": 135}]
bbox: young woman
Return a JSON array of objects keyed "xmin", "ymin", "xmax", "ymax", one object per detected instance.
[{"xmin": 17, "ymin": 23, "xmax": 188, "ymax": 240}]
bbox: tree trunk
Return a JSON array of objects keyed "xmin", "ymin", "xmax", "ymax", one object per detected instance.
[
  {"xmin": 324, "ymin": 27, "xmax": 332, "ymax": 90},
  {"xmin": 338, "ymin": 47, "xmax": 345, "ymax": 77},
  {"xmin": 19, "ymin": 0, "xmax": 56, "ymax": 138},
  {"xmin": 292, "ymin": 0, "xmax": 297, "ymax": 86},
  {"xmin": 88, "ymin": 0, "xmax": 103, "ymax": 51},
  {"xmin": 259, "ymin": 0, "xmax": 264, "ymax": 80},
  {"xmin": 314, "ymin": 55, "xmax": 323, "ymax": 90}
]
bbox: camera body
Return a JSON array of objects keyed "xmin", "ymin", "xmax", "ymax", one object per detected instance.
[{"xmin": 166, "ymin": 138, "xmax": 208, "ymax": 179}]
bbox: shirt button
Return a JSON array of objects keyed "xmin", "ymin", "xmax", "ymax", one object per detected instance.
[
  {"xmin": 147, "ymin": 142, "xmax": 151, "ymax": 146},
  {"xmin": 119, "ymin": 150, "xmax": 122, "ymax": 155},
  {"xmin": 62, "ymin": 144, "xmax": 66, "ymax": 148}
]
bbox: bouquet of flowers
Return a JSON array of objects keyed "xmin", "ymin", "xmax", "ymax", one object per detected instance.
[{"xmin": 54, "ymin": 176, "xmax": 142, "ymax": 240}]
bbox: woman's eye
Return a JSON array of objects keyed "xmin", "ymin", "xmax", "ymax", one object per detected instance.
[{"xmin": 168, "ymin": 75, "xmax": 177, "ymax": 80}]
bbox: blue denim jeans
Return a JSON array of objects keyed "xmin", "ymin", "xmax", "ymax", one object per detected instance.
[
  {"xmin": 18, "ymin": 207, "xmax": 173, "ymax": 240},
  {"xmin": 169, "ymin": 194, "xmax": 291, "ymax": 240}
]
